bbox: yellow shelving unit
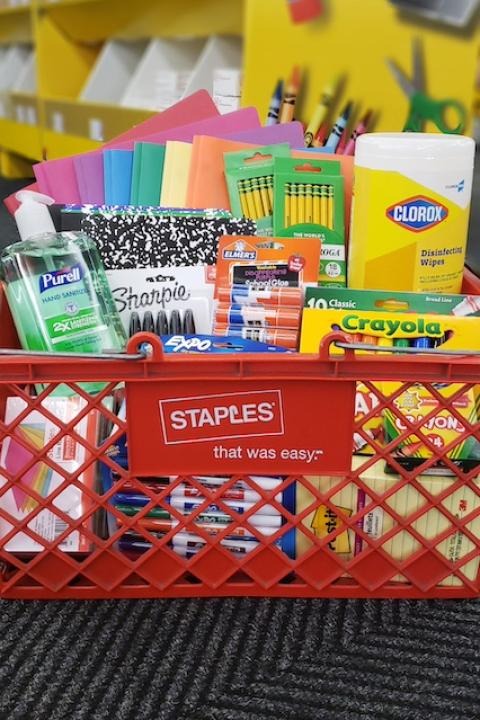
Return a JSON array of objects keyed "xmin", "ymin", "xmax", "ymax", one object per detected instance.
[{"xmin": 0, "ymin": 0, "xmax": 244, "ymax": 177}]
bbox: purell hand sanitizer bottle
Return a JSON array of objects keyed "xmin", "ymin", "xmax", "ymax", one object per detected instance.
[{"xmin": 0, "ymin": 191, "xmax": 127, "ymax": 357}]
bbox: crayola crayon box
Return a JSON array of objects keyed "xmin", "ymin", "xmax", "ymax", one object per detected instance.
[
  {"xmin": 297, "ymin": 457, "xmax": 480, "ymax": 586},
  {"xmin": 273, "ymin": 157, "xmax": 346, "ymax": 286},
  {"xmin": 383, "ymin": 382, "xmax": 480, "ymax": 467}
]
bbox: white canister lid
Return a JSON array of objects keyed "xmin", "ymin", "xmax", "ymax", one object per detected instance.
[{"xmin": 355, "ymin": 132, "xmax": 475, "ymax": 171}]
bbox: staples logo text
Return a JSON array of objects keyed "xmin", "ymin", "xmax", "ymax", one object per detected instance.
[
  {"xmin": 159, "ymin": 390, "xmax": 284, "ymax": 444},
  {"xmin": 386, "ymin": 196, "xmax": 448, "ymax": 233}
]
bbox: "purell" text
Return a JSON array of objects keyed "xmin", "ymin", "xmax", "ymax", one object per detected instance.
[{"xmin": 39, "ymin": 265, "xmax": 83, "ymax": 294}]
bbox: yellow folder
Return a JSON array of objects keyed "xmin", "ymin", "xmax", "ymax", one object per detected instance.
[{"xmin": 160, "ymin": 141, "xmax": 193, "ymax": 208}]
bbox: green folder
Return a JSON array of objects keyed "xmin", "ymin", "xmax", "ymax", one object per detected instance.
[{"xmin": 130, "ymin": 142, "xmax": 166, "ymax": 206}]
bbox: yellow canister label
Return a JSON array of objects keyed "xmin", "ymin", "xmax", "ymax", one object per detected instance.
[{"xmin": 349, "ymin": 167, "xmax": 470, "ymax": 293}]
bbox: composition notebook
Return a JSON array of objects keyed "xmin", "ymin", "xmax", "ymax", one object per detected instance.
[
  {"xmin": 79, "ymin": 209, "xmax": 257, "ymax": 269},
  {"xmin": 130, "ymin": 142, "xmax": 166, "ymax": 206}
]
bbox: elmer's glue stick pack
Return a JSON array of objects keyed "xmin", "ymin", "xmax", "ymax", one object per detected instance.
[
  {"xmin": 214, "ymin": 235, "xmax": 321, "ymax": 349},
  {"xmin": 349, "ymin": 133, "xmax": 475, "ymax": 293}
]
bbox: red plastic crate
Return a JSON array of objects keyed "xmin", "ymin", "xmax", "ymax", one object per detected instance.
[{"xmin": 0, "ymin": 270, "xmax": 479, "ymax": 600}]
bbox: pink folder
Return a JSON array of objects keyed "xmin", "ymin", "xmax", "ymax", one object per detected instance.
[
  {"xmin": 224, "ymin": 121, "xmax": 305, "ymax": 147},
  {"xmin": 29, "ymin": 91, "xmax": 221, "ymax": 207},
  {"xmin": 111, "ymin": 106, "xmax": 261, "ymax": 151},
  {"xmin": 33, "ymin": 105, "xmax": 260, "ymax": 206},
  {"xmin": 73, "ymin": 153, "xmax": 105, "ymax": 205}
]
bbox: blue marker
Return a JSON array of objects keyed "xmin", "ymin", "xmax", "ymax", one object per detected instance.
[
  {"xmin": 412, "ymin": 337, "xmax": 434, "ymax": 350},
  {"xmin": 324, "ymin": 101, "xmax": 353, "ymax": 152},
  {"xmin": 266, "ymin": 80, "xmax": 283, "ymax": 126}
]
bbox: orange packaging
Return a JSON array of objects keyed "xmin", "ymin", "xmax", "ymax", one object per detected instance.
[
  {"xmin": 216, "ymin": 304, "xmax": 301, "ymax": 329},
  {"xmin": 213, "ymin": 324, "xmax": 298, "ymax": 349},
  {"xmin": 215, "ymin": 235, "xmax": 322, "ymax": 298},
  {"xmin": 217, "ymin": 285, "xmax": 303, "ymax": 307}
]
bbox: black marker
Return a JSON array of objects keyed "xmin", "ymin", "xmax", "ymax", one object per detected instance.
[
  {"xmin": 129, "ymin": 312, "xmax": 141, "ymax": 338},
  {"xmin": 156, "ymin": 310, "xmax": 169, "ymax": 337},
  {"xmin": 169, "ymin": 310, "xmax": 182, "ymax": 334},
  {"xmin": 183, "ymin": 309, "xmax": 196, "ymax": 334},
  {"xmin": 142, "ymin": 311, "xmax": 155, "ymax": 333}
]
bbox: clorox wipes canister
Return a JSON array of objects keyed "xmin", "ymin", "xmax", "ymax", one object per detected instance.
[{"xmin": 348, "ymin": 133, "xmax": 475, "ymax": 293}]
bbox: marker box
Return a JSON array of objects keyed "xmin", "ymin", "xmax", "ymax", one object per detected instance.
[
  {"xmin": 300, "ymin": 306, "xmax": 480, "ymax": 354},
  {"xmin": 305, "ymin": 286, "xmax": 480, "ymax": 317},
  {"xmin": 273, "ymin": 157, "xmax": 346, "ymax": 286},
  {"xmin": 224, "ymin": 144, "xmax": 291, "ymax": 237}
]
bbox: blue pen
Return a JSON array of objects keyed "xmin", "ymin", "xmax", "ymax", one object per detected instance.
[{"xmin": 324, "ymin": 101, "xmax": 353, "ymax": 152}]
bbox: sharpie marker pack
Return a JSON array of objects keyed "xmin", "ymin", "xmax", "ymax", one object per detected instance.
[{"xmin": 105, "ymin": 266, "xmax": 214, "ymax": 337}]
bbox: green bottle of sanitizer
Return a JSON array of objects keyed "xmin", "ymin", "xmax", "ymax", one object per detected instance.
[{"xmin": 0, "ymin": 191, "xmax": 127, "ymax": 360}]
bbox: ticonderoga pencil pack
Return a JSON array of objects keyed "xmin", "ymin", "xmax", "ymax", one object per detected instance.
[
  {"xmin": 273, "ymin": 157, "xmax": 346, "ymax": 287},
  {"xmin": 224, "ymin": 144, "xmax": 291, "ymax": 237},
  {"xmin": 79, "ymin": 209, "xmax": 256, "ymax": 269}
]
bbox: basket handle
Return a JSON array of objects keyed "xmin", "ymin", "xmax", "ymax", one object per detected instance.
[{"xmin": 319, "ymin": 332, "xmax": 480, "ymax": 358}]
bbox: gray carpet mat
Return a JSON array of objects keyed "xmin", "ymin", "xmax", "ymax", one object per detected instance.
[{"xmin": 1, "ymin": 597, "xmax": 480, "ymax": 720}]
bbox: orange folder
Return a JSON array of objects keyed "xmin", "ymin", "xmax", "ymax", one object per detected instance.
[
  {"xmin": 186, "ymin": 138, "xmax": 354, "ymax": 241},
  {"xmin": 186, "ymin": 136, "xmax": 258, "ymax": 210}
]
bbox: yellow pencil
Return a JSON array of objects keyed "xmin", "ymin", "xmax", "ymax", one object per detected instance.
[
  {"xmin": 266, "ymin": 175, "xmax": 274, "ymax": 211},
  {"xmin": 238, "ymin": 179, "xmax": 250, "ymax": 217},
  {"xmin": 320, "ymin": 185, "xmax": 328, "ymax": 227},
  {"xmin": 284, "ymin": 182, "xmax": 291, "ymax": 227},
  {"xmin": 305, "ymin": 183, "xmax": 313, "ymax": 223},
  {"xmin": 259, "ymin": 176, "xmax": 271, "ymax": 216},
  {"xmin": 251, "ymin": 177, "xmax": 264, "ymax": 218},
  {"xmin": 244, "ymin": 178, "xmax": 257, "ymax": 219},
  {"xmin": 290, "ymin": 183, "xmax": 298, "ymax": 226},
  {"xmin": 327, "ymin": 185, "xmax": 334, "ymax": 229},
  {"xmin": 313, "ymin": 184, "xmax": 321, "ymax": 225},
  {"xmin": 297, "ymin": 183, "xmax": 305, "ymax": 224}
]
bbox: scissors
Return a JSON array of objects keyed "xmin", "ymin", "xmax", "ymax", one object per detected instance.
[{"xmin": 386, "ymin": 39, "xmax": 466, "ymax": 134}]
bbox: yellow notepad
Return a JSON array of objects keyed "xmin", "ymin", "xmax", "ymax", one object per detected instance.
[{"xmin": 160, "ymin": 141, "xmax": 193, "ymax": 208}]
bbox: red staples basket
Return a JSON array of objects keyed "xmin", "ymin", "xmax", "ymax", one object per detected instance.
[{"xmin": 0, "ymin": 271, "xmax": 480, "ymax": 601}]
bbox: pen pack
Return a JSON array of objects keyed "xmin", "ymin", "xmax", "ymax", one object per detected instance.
[
  {"xmin": 79, "ymin": 209, "xmax": 256, "ymax": 270},
  {"xmin": 215, "ymin": 235, "xmax": 322, "ymax": 294},
  {"xmin": 224, "ymin": 144, "xmax": 291, "ymax": 237},
  {"xmin": 105, "ymin": 266, "xmax": 214, "ymax": 336},
  {"xmin": 273, "ymin": 158, "xmax": 346, "ymax": 287}
]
